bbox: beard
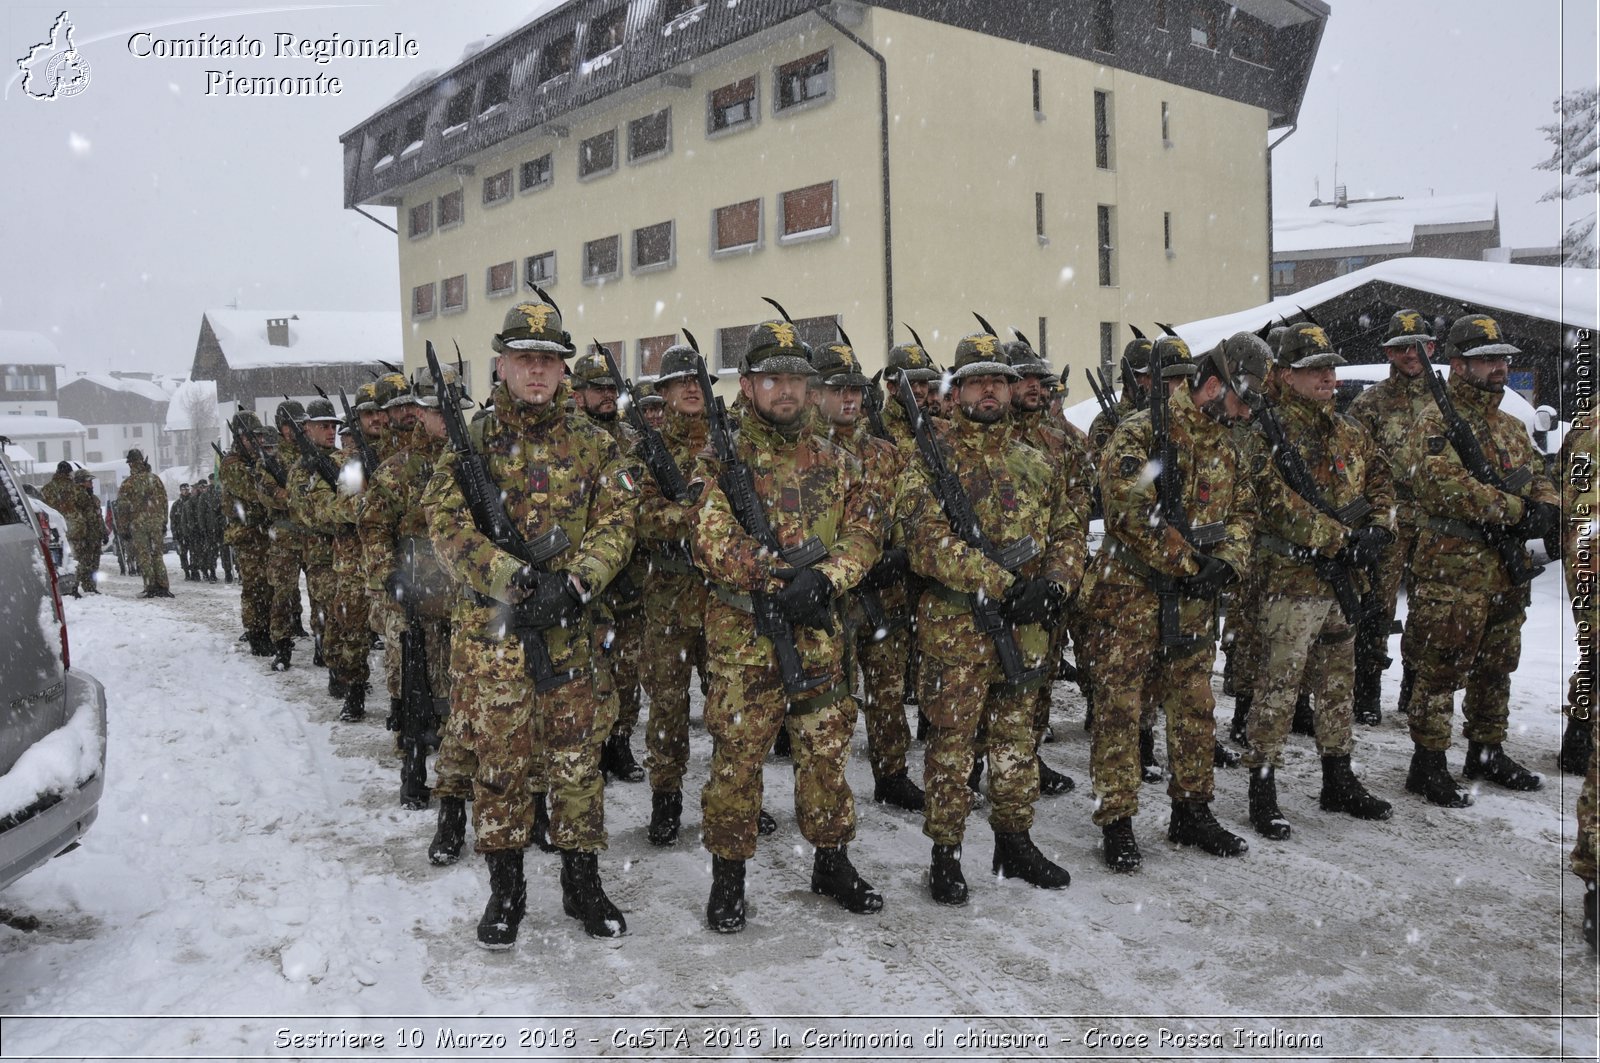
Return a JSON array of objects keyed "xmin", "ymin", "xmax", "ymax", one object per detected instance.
[{"xmin": 962, "ymin": 403, "xmax": 1005, "ymax": 425}]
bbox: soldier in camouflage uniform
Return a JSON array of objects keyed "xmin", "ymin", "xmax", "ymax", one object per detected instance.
[
  {"xmin": 119, "ymin": 448, "xmax": 173, "ymax": 598},
  {"xmin": 194, "ymin": 480, "xmax": 224, "ymax": 581},
  {"xmin": 809, "ymin": 337, "xmax": 923, "ymax": 812},
  {"xmin": 636, "ymin": 378, "xmax": 666, "ymax": 431},
  {"xmin": 1088, "ymin": 334, "xmax": 1257, "ymax": 872},
  {"xmin": 1346, "ymin": 310, "xmax": 1437, "ymax": 725},
  {"xmin": 171, "ymin": 483, "xmax": 194, "ymax": 580},
  {"xmin": 1087, "ymin": 333, "xmax": 1152, "ymax": 458},
  {"xmin": 258, "ymin": 403, "xmax": 308, "ymax": 669},
  {"xmin": 68, "ymin": 469, "xmax": 106, "ymax": 594},
  {"xmin": 351, "ymin": 377, "xmax": 406, "ymax": 709},
  {"xmin": 1236, "ymin": 325, "xmax": 1395, "ymax": 841},
  {"xmin": 689, "ymin": 318, "xmax": 885, "ymax": 933},
  {"xmin": 897, "ymin": 334, "xmax": 1087, "ymax": 904},
  {"xmin": 219, "ymin": 412, "xmax": 274, "ymax": 656},
  {"xmin": 285, "ymin": 400, "xmax": 341, "ymax": 680},
  {"xmin": 570, "ymin": 350, "xmax": 648, "ymax": 784},
  {"xmin": 424, "ymin": 298, "xmax": 637, "ymax": 949},
  {"xmin": 1400, "ymin": 314, "xmax": 1560, "ymax": 805},
  {"xmin": 635, "ymin": 344, "xmax": 713, "ymax": 846},
  {"xmin": 1562, "ymin": 419, "xmax": 1598, "ymax": 947}
]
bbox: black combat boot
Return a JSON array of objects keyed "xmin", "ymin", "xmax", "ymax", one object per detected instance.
[
  {"xmin": 1229, "ymin": 693, "xmax": 1252, "ymax": 745},
  {"xmin": 328, "ymin": 675, "xmax": 348, "ymax": 700},
  {"xmin": 1352, "ymin": 669, "xmax": 1382, "ymax": 726},
  {"xmin": 428, "ymin": 797, "xmax": 467, "ymax": 866},
  {"xmin": 915, "ymin": 709, "xmax": 929, "ymax": 741},
  {"xmin": 1167, "ymin": 800, "xmax": 1249, "ymax": 857},
  {"xmin": 531, "ymin": 792, "xmax": 558, "ymax": 853},
  {"xmin": 1463, "ymin": 741, "xmax": 1543, "ymax": 791},
  {"xmin": 476, "ymin": 850, "xmax": 526, "ymax": 950},
  {"xmin": 873, "ymin": 770, "xmax": 926, "ymax": 811},
  {"xmin": 758, "ymin": 808, "xmax": 778, "ymax": 835},
  {"xmin": 292, "ymin": 620, "xmax": 310, "ymax": 638},
  {"xmin": 1139, "ymin": 728, "xmax": 1163, "ymax": 783},
  {"xmin": 929, "ymin": 843, "xmax": 968, "ymax": 906},
  {"xmin": 1319, "ymin": 755, "xmax": 1393, "ymax": 820},
  {"xmin": 1560, "ymin": 715, "xmax": 1593, "ymax": 777},
  {"xmin": 1101, "ymin": 818, "xmax": 1142, "ymax": 873},
  {"xmin": 772, "ymin": 723, "xmax": 791, "ymax": 759},
  {"xmin": 560, "ymin": 850, "xmax": 626, "ymax": 938},
  {"xmin": 1586, "ymin": 882, "xmax": 1597, "ymax": 950},
  {"xmin": 1405, "ymin": 745, "xmax": 1473, "ymax": 807},
  {"xmin": 647, "ymin": 791, "xmax": 682, "ymax": 847},
  {"xmin": 1248, "ymin": 767, "xmax": 1291, "ymax": 840},
  {"xmin": 810, "ymin": 845, "xmax": 884, "ymax": 913},
  {"xmin": 386, "ymin": 697, "xmax": 402, "ymax": 733},
  {"xmin": 270, "ymin": 639, "xmax": 292, "ymax": 672},
  {"xmin": 1037, "ymin": 755, "xmax": 1075, "ymax": 796},
  {"xmin": 706, "ymin": 855, "xmax": 746, "ymax": 933},
  {"xmin": 991, "ymin": 830, "xmax": 1071, "ymax": 889},
  {"xmin": 1290, "ymin": 690, "xmax": 1315, "ymax": 736},
  {"xmin": 1213, "ymin": 739, "xmax": 1241, "ymax": 769},
  {"xmin": 968, "ymin": 758, "xmax": 985, "ymax": 795},
  {"xmin": 151, "ymin": 588, "xmax": 175, "ymax": 599},
  {"xmin": 601, "ymin": 732, "xmax": 644, "ymax": 783},
  {"xmin": 312, "ymin": 638, "xmax": 325, "ymax": 669},
  {"xmin": 248, "ymin": 632, "xmax": 273, "ymax": 657},
  {"xmin": 338, "ymin": 682, "xmax": 366, "ymax": 722}
]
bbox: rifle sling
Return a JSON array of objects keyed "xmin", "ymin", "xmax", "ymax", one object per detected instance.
[{"xmin": 1421, "ymin": 515, "xmax": 1488, "ymax": 545}]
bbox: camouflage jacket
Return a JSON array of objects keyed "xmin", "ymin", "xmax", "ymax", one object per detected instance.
[
  {"xmin": 589, "ymin": 415, "xmax": 650, "ymax": 614},
  {"xmin": 1013, "ymin": 407, "xmax": 1095, "ymax": 525},
  {"xmin": 1404, "ymin": 373, "xmax": 1559, "ymax": 595},
  {"xmin": 1563, "ymin": 421, "xmax": 1597, "ymax": 602},
  {"xmin": 637, "ymin": 408, "xmax": 708, "ymax": 558},
  {"xmin": 39, "ymin": 471, "xmax": 76, "ymax": 520},
  {"xmin": 815, "ymin": 416, "xmax": 908, "ymax": 622},
  {"xmin": 359, "ymin": 426, "xmax": 444, "ymax": 594},
  {"xmin": 1347, "ymin": 368, "xmax": 1433, "ymax": 529},
  {"xmin": 170, "ymin": 497, "xmax": 192, "ymax": 540},
  {"xmin": 286, "ymin": 443, "xmax": 340, "ymax": 567},
  {"xmin": 252, "ymin": 442, "xmax": 303, "ymax": 549},
  {"xmin": 1096, "ymin": 386, "xmax": 1256, "ymax": 588},
  {"xmin": 898, "ymin": 411, "xmax": 1086, "ymax": 665},
  {"xmin": 1245, "ymin": 388, "xmax": 1395, "ymax": 599},
  {"xmin": 218, "ymin": 451, "xmax": 269, "ymax": 544},
  {"xmin": 1089, "ymin": 392, "xmax": 1139, "ymax": 461},
  {"xmin": 118, "ymin": 462, "xmax": 168, "ymax": 534},
  {"xmin": 881, "ymin": 395, "xmax": 917, "ymax": 453},
  {"xmin": 689, "ymin": 404, "xmax": 879, "ymax": 675},
  {"xmin": 66, "ymin": 483, "xmax": 106, "ymax": 542},
  {"xmin": 424, "ymin": 381, "xmax": 637, "ymax": 668}
]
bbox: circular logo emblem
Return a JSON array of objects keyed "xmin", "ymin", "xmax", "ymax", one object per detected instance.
[{"xmin": 45, "ymin": 49, "xmax": 91, "ymax": 97}]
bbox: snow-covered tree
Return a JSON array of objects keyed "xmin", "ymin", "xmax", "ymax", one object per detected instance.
[{"xmin": 1535, "ymin": 85, "xmax": 1598, "ymax": 268}]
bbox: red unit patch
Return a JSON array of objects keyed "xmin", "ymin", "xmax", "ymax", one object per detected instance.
[
  {"xmin": 1196, "ymin": 479, "xmax": 1212, "ymax": 504},
  {"xmin": 528, "ymin": 465, "xmax": 550, "ymax": 493},
  {"xmin": 999, "ymin": 482, "xmax": 1018, "ymax": 511},
  {"xmin": 780, "ymin": 486, "xmax": 801, "ymax": 512}
]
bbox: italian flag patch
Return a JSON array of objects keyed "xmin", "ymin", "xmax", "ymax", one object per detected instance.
[{"xmin": 617, "ymin": 470, "xmax": 639, "ymax": 493}]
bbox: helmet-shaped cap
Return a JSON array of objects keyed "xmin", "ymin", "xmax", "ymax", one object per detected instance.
[
  {"xmin": 1275, "ymin": 322, "xmax": 1346, "ymax": 369},
  {"xmin": 126, "ymin": 448, "xmax": 146, "ymax": 464},
  {"xmin": 570, "ymin": 350, "xmax": 620, "ymax": 390},
  {"xmin": 493, "ymin": 299, "xmax": 574, "ymax": 356},
  {"xmin": 1003, "ymin": 340, "xmax": 1053, "ymax": 379},
  {"xmin": 949, "ymin": 333, "xmax": 1020, "ymax": 382},
  {"xmin": 1123, "ymin": 337, "xmax": 1155, "ymax": 373},
  {"xmin": 812, "ymin": 340, "xmax": 870, "ymax": 387},
  {"xmin": 375, "ymin": 372, "xmax": 411, "ymax": 410},
  {"xmin": 654, "ymin": 345, "xmax": 703, "ymax": 385},
  {"xmin": 743, "ymin": 320, "xmax": 815, "ymax": 375},
  {"xmin": 1382, "ymin": 308, "xmax": 1434, "ymax": 348},
  {"xmin": 1446, "ymin": 313, "xmax": 1519, "ymax": 359},
  {"xmin": 273, "ymin": 400, "xmax": 306, "ymax": 430},
  {"xmin": 1153, "ymin": 335, "xmax": 1200, "ymax": 379},
  {"xmin": 353, "ymin": 381, "xmax": 382, "ymax": 412},
  {"xmin": 887, "ymin": 341, "xmax": 939, "ymax": 382},
  {"xmin": 304, "ymin": 397, "xmax": 340, "ymax": 423}
]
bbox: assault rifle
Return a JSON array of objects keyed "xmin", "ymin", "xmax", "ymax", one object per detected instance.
[
  {"xmin": 595, "ymin": 341, "xmax": 691, "ymax": 503},
  {"xmin": 395, "ymin": 536, "xmax": 439, "ymax": 810},
  {"xmin": 896, "ymin": 373, "xmax": 1045, "ymax": 688},
  {"xmin": 425, "ymin": 341, "xmax": 578, "ymax": 692},
  {"xmin": 280, "ymin": 396, "xmax": 340, "ymax": 488},
  {"xmin": 1142, "ymin": 357, "xmax": 1228, "ymax": 652},
  {"xmin": 1420, "ymin": 362, "xmax": 1548, "ymax": 584},
  {"xmin": 1086, "ymin": 368, "xmax": 1118, "ymax": 425},
  {"xmin": 231, "ymin": 414, "xmax": 287, "ymax": 488},
  {"xmin": 863, "ymin": 369, "xmax": 890, "ymax": 442},
  {"xmin": 210, "ymin": 441, "xmax": 225, "ymax": 464},
  {"xmin": 694, "ymin": 356, "xmax": 830, "ymax": 698},
  {"xmin": 327, "ymin": 385, "xmax": 378, "ymax": 480}
]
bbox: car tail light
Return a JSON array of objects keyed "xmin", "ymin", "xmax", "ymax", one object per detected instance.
[{"xmin": 34, "ymin": 510, "xmax": 70, "ymax": 669}]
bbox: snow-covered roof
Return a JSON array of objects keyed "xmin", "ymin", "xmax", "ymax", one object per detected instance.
[
  {"xmin": 1274, "ymin": 193, "xmax": 1499, "ymax": 258},
  {"xmin": 0, "ymin": 329, "xmax": 60, "ymax": 365},
  {"xmin": 68, "ymin": 372, "xmax": 172, "ymax": 404},
  {"xmin": 1173, "ymin": 257, "xmax": 1599, "ymax": 353},
  {"xmin": 0, "ymin": 414, "xmax": 86, "ymax": 437},
  {"xmin": 3, "ymin": 443, "xmax": 36, "ymax": 467},
  {"xmin": 165, "ymin": 379, "xmax": 219, "ymax": 431},
  {"xmin": 205, "ymin": 310, "xmax": 400, "ymax": 370}
]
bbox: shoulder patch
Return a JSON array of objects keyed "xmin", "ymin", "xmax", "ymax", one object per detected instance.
[
  {"xmin": 1118, "ymin": 454, "xmax": 1142, "ymax": 477},
  {"xmin": 1426, "ymin": 436, "xmax": 1447, "ymax": 456}
]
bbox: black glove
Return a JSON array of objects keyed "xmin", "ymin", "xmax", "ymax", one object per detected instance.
[
  {"xmin": 772, "ymin": 566, "xmax": 835, "ymax": 631},
  {"xmin": 1002, "ymin": 578, "xmax": 1057, "ymax": 625},
  {"xmin": 862, "ymin": 547, "xmax": 908, "ymax": 591},
  {"xmin": 1339, "ymin": 525, "xmax": 1395, "ymax": 568},
  {"xmin": 1178, "ymin": 556, "xmax": 1237, "ymax": 600},
  {"xmin": 1508, "ymin": 500, "xmax": 1559, "ymax": 542},
  {"xmin": 509, "ymin": 569, "xmax": 583, "ymax": 630},
  {"xmin": 383, "ymin": 568, "xmax": 410, "ymax": 604}
]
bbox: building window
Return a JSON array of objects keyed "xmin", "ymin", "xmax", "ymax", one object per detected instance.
[
  {"xmin": 36, "ymin": 443, "xmax": 46, "ymax": 462},
  {"xmin": 438, "ymin": 188, "xmax": 464, "ymax": 229},
  {"xmin": 1192, "ymin": 6, "xmax": 1220, "ymax": 50},
  {"xmin": 588, "ymin": 340, "xmax": 624, "ymax": 365},
  {"xmin": 579, "ymin": 129, "xmax": 617, "ymax": 179},
  {"xmin": 778, "ymin": 180, "xmax": 837, "ymax": 243},
  {"xmin": 1155, "ymin": 0, "xmax": 1169, "ymax": 30},
  {"xmin": 709, "ymin": 76, "xmax": 758, "ymax": 135},
  {"xmin": 483, "ymin": 168, "xmax": 513, "ymax": 206},
  {"xmin": 372, "ymin": 129, "xmax": 396, "ymax": 169},
  {"xmin": 1100, "ymin": 322, "xmax": 1117, "ymax": 376},
  {"xmin": 716, "ymin": 323, "xmax": 757, "ymax": 373},
  {"xmin": 480, "ymin": 68, "xmax": 510, "ymax": 114},
  {"xmin": 1163, "ymin": 211, "xmax": 1174, "ymax": 254},
  {"xmin": 632, "ymin": 220, "xmax": 675, "ymax": 274},
  {"xmin": 526, "ymin": 251, "xmax": 557, "ymax": 288},
  {"xmin": 443, "ymin": 84, "xmax": 473, "ymax": 134},
  {"xmin": 401, "ymin": 112, "xmax": 426, "ymax": 155},
  {"xmin": 1094, "ymin": 90, "xmax": 1113, "ymax": 169},
  {"xmin": 412, "ymin": 282, "xmax": 436, "ymax": 319},
  {"xmin": 442, "ymin": 274, "xmax": 467, "ymax": 314},
  {"xmin": 408, "ymin": 202, "xmax": 432, "ymax": 239},
  {"xmin": 628, "ymin": 108, "xmax": 671, "ymax": 163},
  {"xmin": 1036, "ymin": 192, "xmax": 1047, "ymax": 243},
  {"xmin": 584, "ymin": 235, "xmax": 621, "ymax": 283},
  {"xmin": 1161, "ymin": 101, "xmax": 1171, "ymax": 144},
  {"xmin": 487, "ymin": 261, "xmax": 516, "ymax": 297},
  {"xmin": 584, "ymin": 7, "xmax": 626, "ymax": 64},
  {"xmin": 130, "ymin": 427, "xmax": 141, "ymax": 439},
  {"xmin": 539, "ymin": 32, "xmax": 574, "ymax": 83},
  {"xmin": 1271, "ymin": 261, "xmax": 1296, "ymax": 289},
  {"xmin": 63, "ymin": 441, "xmax": 73, "ymax": 460},
  {"xmin": 1031, "ymin": 69, "xmax": 1042, "ymax": 115},
  {"xmin": 1037, "ymin": 317, "xmax": 1048, "ymax": 359},
  {"xmin": 1097, "ymin": 205, "xmax": 1117, "ymax": 287},
  {"xmin": 663, "ymin": 0, "xmax": 704, "ymax": 20},
  {"xmin": 637, "ymin": 334, "xmax": 676, "ymax": 377},
  {"xmin": 1335, "ymin": 255, "xmax": 1368, "ymax": 277},
  {"xmin": 520, "ymin": 153, "xmax": 553, "ymax": 193},
  {"xmin": 88, "ymin": 451, "xmax": 102, "ymax": 463},
  {"xmin": 713, "ymin": 198, "xmax": 763, "ymax": 255},
  {"xmin": 1232, "ymin": 20, "xmax": 1272, "ymax": 67},
  {"xmin": 1093, "ymin": 0, "xmax": 1115, "ymax": 52},
  {"xmin": 87, "ymin": 427, "xmax": 98, "ymax": 440},
  {"xmin": 775, "ymin": 50, "xmax": 831, "ymax": 113}
]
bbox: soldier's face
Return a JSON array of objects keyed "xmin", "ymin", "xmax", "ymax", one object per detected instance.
[
  {"xmin": 813, "ymin": 384, "xmax": 862, "ymax": 427},
  {"xmin": 958, "ymin": 374, "xmax": 1011, "ymax": 423},
  {"xmin": 910, "ymin": 379, "xmax": 937, "ymax": 412},
  {"xmin": 1012, "ymin": 375, "xmax": 1047, "ymax": 411},
  {"xmin": 306, "ymin": 421, "xmax": 337, "ymax": 447},
  {"xmin": 1285, "ymin": 366, "xmax": 1337, "ymax": 404},
  {"xmin": 419, "ymin": 408, "xmax": 447, "ymax": 439},
  {"xmin": 500, "ymin": 349, "xmax": 567, "ymax": 406},
  {"xmin": 1455, "ymin": 354, "xmax": 1508, "ymax": 392},
  {"xmin": 359, "ymin": 410, "xmax": 388, "ymax": 436},
  {"xmin": 660, "ymin": 378, "xmax": 703, "ymax": 416},
  {"xmin": 575, "ymin": 383, "xmax": 619, "ymax": 419},
  {"xmin": 389, "ymin": 404, "xmax": 421, "ymax": 429},
  {"xmin": 642, "ymin": 404, "xmax": 666, "ymax": 429},
  {"xmin": 1387, "ymin": 341, "xmax": 1430, "ymax": 378},
  {"xmin": 741, "ymin": 372, "xmax": 809, "ymax": 427}
]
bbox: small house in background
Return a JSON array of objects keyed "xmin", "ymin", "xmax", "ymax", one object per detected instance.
[
  {"xmin": 57, "ymin": 372, "xmax": 174, "ymax": 467},
  {"xmin": 0, "ymin": 414, "xmax": 89, "ymax": 486},
  {"xmin": 1, "ymin": 330, "xmax": 63, "ymax": 417}
]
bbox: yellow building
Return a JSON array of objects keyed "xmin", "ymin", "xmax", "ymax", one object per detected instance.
[{"xmin": 341, "ymin": 0, "xmax": 1328, "ymax": 392}]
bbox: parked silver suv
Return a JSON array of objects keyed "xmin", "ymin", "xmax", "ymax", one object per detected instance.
[{"xmin": 0, "ymin": 446, "xmax": 107, "ymax": 893}]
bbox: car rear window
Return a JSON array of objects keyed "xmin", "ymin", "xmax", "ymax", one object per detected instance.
[{"xmin": 0, "ymin": 461, "xmax": 30, "ymax": 527}]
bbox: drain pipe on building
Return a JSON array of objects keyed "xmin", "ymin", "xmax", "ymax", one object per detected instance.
[{"xmin": 1265, "ymin": 122, "xmax": 1298, "ymax": 293}]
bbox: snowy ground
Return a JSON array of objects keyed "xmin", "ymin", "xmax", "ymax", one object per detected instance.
[{"xmin": 1, "ymin": 555, "xmax": 1597, "ymax": 1061}]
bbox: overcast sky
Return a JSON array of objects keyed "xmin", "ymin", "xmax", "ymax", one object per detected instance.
[{"xmin": 2, "ymin": 0, "xmax": 1594, "ymax": 379}]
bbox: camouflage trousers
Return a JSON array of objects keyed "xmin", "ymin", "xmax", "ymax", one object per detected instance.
[
  {"xmin": 231, "ymin": 531, "xmax": 271, "ymax": 637},
  {"xmin": 68, "ymin": 532, "xmax": 100, "ymax": 594},
  {"xmin": 265, "ymin": 533, "xmax": 302, "ymax": 644},
  {"xmin": 1086, "ymin": 583, "xmax": 1219, "ymax": 827},
  {"xmin": 847, "ymin": 619, "xmax": 912, "ymax": 781},
  {"xmin": 1372, "ymin": 524, "xmax": 1419, "ymax": 648},
  {"xmin": 1242, "ymin": 594, "xmax": 1356, "ymax": 770},
  {"xmin": 415, "ymin": 621, "xmax": 474, "ymax": 802},
  {"xmin": 304, "ymin": 562, "xmax": 336, "ymax": 653},
  {"xmin": 918, "ymin": 648, "xmax": 1041, "ymax": 846},
  {"xmin": 323, "ymin": 568, "xmax": 371, "ymax": 686},
  {"xmin": 1403, "ymin": 584, "xmax": 1526, "ymax": 752},
  {"xmin": 602, "ymin": 606, "xmax": 643, "ymax": 739},
  {"xmin": 447, "ymin": 630, "xmax": 606, "ymax": 854},
  {"xmin": 131, "ymin": 526, "xmax": 168, "ymax": 593},
  {"xmin": 1222, "ymin": 568, "xmax": 1265, "ymax": 699},
  {"xmin": 701, "ymin": 659, "xmax": 858, "ymax": 860},
  {"xmin": 641, "ymin": 580, "xmax": 707, "ymax": 795},
  {"xmin": 1573, "ymin": 715, "xmax": 1600, "ymax": 882}
]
